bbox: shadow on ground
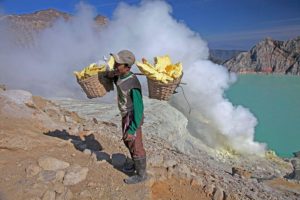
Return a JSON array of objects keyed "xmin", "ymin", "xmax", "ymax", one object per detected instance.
[
  {"xmin": 0, "ymin": 191, "xmax": 6, "ymax": 200},
  {"xmin": 44, "ymin": 129, "xmax": 134, "ymax": 177}
]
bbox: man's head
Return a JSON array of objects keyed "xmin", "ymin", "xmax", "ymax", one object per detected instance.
[{"xmin": 111, "ymin": 50, "xmax": 135, "ymax": 75}]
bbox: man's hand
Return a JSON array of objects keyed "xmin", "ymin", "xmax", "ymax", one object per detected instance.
[{"xmin": 106, "ymin": 70, "xmax": 119, "ymax": 78}]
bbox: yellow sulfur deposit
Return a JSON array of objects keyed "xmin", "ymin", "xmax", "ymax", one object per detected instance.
[
  {"xmin": 165, "ymin": 62, "xmax": 182, "ymax": 79},
  {"xmin": 154, "ymin": 55, "xmax": 172, "ymax": 73},
  {"xmin": 136, "ymin": 55, "xmax": 183, "ymax": 84},
  {"xmin": 106, "ymin": 55, "xmax": 115, "ymax": 71},
  {"xmin": 74, "ymin": 56, "xmax": 115, "ymax": 80}
]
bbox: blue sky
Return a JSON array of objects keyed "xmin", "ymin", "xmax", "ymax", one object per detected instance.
[{"xmin": 1, "ymin": 0, "xmax": 300, "ymax": 50}]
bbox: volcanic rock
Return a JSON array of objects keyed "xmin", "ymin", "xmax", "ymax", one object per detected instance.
[
  {"xmin": 38, "ymin": 157, "xmax": 70, "ymax": 171},
  {"xmin": 224, "ymin": 36, "xmax": 300, "ymax": 75},
  {"xmin": 293, "ymin": 151, "xmax": 300, "ymax": 158},
  {"xmin": 63, "ymin": 164, "xmax": 88, "ymax": 186},
  {"xmin": 291, "ymin": 159, "xmax": 300, "ymax": 180}
]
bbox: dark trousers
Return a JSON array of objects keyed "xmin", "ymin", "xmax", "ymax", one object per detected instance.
[{"xmin": 122, "ymin": 112, "xmax": 146, "ymax": 159}]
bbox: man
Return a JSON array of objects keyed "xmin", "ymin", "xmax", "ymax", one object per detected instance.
[{"xmin": 108, "ymin": 50, "xmax": 147, "ymax": 184}]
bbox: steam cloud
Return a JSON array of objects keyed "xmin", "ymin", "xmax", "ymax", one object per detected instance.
[{"xmin": 0, "ymin": 1, "xmax": 266, "ymax": 154}]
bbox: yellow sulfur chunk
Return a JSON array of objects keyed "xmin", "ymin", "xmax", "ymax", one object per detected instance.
[
  {"xmin": 136, "ymin": 62, "xmax": 158, "ymax": 77},
  {"xmin": 161, "ymin": 73, "xmax": 174, "ymax": 83},
  {"xmin": 74, "ymin": 63, "xmax": 107, "ymax": 80},
  {"xmin": 148, "ymin": 73, "xmax": 173, "ymax": 84},
  {"xmin": 106, "ymin": 55, "xmax": 115, "ymax": 71},
  {"xmin": 137, "ymin": 61, "xmax": 173, "ymax": 83},
  {"xmin": 166, "ymin": 62, "xmax": 182, "ymax": 79},
  {"xmin": 79, "ymin": 70, "xmax": 86, "ymax": 79},
  {"xmin": 74, "ymin": 56, "xmax": 116, "ymax": 81},
  {"xmin": 148, "ymin": 72, "xmax": 163, "ymax": 81},
  {"xmin": 73, "ymin": 71, "xmax": 81, "ymax": 79},
  {"xmin": 165, "ymin": 64, "xmax": 176, "ymax": 77},
  {"xmin": 143, "ymin": 60, "xmax": 155, "ymax": 69},
  {"xmin": 136, "ymin": 55, "xmax": 180, "ymax": 83},
  {"xmin": 137, "ymin": 55, "xmax": 183, "ymax": 84},
  {"xmin": 173, "ymin": 62, "xmax": 183, "ymax": 79},
  {"xmin": 154, "ymin": 55, "xmax": 172, "ymax": 73}
]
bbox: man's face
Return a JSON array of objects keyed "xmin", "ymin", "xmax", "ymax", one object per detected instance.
[{"xmin": 114, "ymin": 63, "xmax": 129, "ymax": 75}]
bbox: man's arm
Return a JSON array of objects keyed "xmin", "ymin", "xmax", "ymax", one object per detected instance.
[{"xmin": 127, "ymin": 88, "xmax": 144, "ymax": 135}]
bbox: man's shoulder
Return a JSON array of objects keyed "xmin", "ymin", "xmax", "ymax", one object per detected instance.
[{"xmin": 118, "ymin": 74, "xmax": 141, "ymax": 90}]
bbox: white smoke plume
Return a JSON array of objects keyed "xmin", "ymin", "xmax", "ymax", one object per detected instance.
[{"xmin": 0, "ymin": 1, "xmax": 266, "ymax": 154}]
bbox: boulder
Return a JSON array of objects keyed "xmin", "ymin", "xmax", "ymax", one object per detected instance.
[
  {"xmin": 53, "ymin": 182, "xmax": 65, "ymax": 194},
  {"xmin": 38, "ymin": 157, "xmax": 70, "ymax": 171},
  {"xmin": 38, "ymin": 170, "xmax": 57, "ymax": 182},
  {"xmin": 41, "ymin": 190, "xmax": 55, "ymax": 200},
  {"xmin": 213, "ymin": 186, "xmax": 224, "ymax": 200},
  {"xmin": 291, "ymin": 159, "xmax": 300, "ymax": 180},
  {"xmin": 55, "ymin": 188, "xmax": 73, "ymax": 200},
  {"xmin": 232, "ymin": 167, "xmax": 251, "ymax": 179},
  {"xmin": 25, "ymin": 164, "xmax": 42, "ymax": 177},
  {"xmin": 293, "ymin": 151, "xmax": 300, "ymax": 158},
  {"xmin": 63, "ymin": 164, "xmax": 88, "ymax": 186}
]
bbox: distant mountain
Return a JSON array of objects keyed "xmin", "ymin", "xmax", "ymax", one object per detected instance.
[
  {"xmin": 0, "ymin": 9, "xmax": 107, "ymax": 47},
  {"xmin": 223, "ymin": 37, "xmax": 300, "ymax": 75},
  {"xmin": 209, "ymin": 49, "xmax": 245, "ymax": 64},
  {"xmin": 1, "ymin": 9, "xmax": 71, "ymax": 30},
  {"xmin": 1, "ymin": 8, "xmax": 107, "ymax": 29}
]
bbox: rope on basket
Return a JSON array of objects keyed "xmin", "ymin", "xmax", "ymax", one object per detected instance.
[{"xmin": 177, "ymin": 83, "xmax": 191, "ymax": 115}]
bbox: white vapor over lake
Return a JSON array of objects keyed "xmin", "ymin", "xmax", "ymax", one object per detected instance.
[{"xmin": 0, "ymin": 0, "xmax": 266, "ymax": 155}]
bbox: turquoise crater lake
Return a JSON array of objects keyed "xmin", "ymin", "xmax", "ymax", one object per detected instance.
[{"xmin": 225, "ymin": 74, "xmax": 300, "ymax": 158}]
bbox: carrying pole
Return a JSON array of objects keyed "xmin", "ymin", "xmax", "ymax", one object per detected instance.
[{"xmin": 134, "ymin": 73, "xmax": 145, "ymax": 76}]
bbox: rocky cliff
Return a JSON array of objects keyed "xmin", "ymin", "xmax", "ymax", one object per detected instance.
[{"xmin": 224, "ymin": 37, "xmax": 300, "ymax": 75}]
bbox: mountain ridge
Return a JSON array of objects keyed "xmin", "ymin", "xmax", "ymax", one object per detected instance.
[
  {"xmin": 223, "ymin": 36, "xmax": 300, "ymax": 75},
  {"xmin": 0, "ymin": 8, "xmax": 108, "ymax": 47},
  {"xmin": 209, "ymin": 49, "xmax": 245, "ymax": 64}
]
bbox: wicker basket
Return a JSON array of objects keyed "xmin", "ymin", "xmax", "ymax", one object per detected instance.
[
  {"xmin": 77, "ymin": 73, "xmax": 114, "ymax": 99},
  {"xmin": 147, "ymin": 75, "xmax": 182, "ymax": 101}
]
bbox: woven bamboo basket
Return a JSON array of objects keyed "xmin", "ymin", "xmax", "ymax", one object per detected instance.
[
  {"xmin": 147, "ymin": 75, "xmax": 182, "ymax": 101},
  {"xmin": 77, "ymin": 73, "xmax": 114, "ymax": 99}
]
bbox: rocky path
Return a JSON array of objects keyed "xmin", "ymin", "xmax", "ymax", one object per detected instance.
[{"xmin": 1, "ymin": 88, "xmax": 300, "ymax": 200}]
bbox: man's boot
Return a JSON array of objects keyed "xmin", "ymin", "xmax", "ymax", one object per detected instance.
[
  {"xmin": 122, "ymin": 157, "xmax": 135, "ymax": 173},
  {"xmin": 124, "ymin": 157, "xmax": 147, "ymax": 184}
]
